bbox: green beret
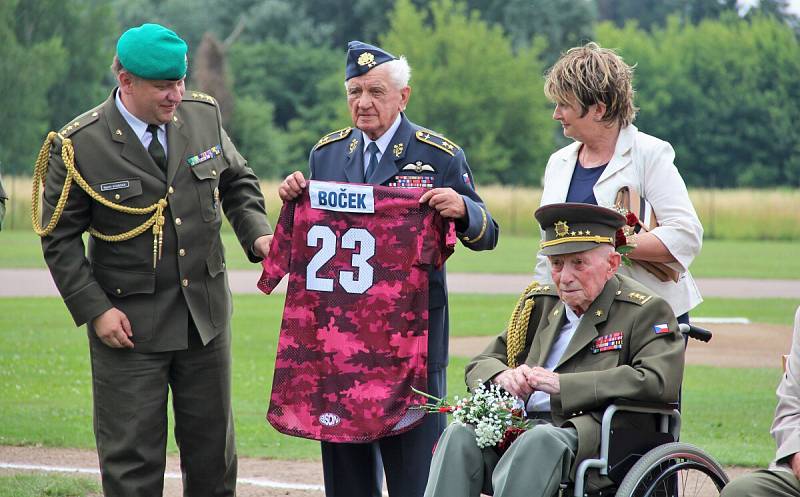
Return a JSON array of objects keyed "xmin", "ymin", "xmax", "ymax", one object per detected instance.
[{"xmin": 117, "ymin": 23, "xmax": 187, "ymax": 80}]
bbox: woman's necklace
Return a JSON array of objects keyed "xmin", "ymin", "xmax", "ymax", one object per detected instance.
[{"xmin": 579, "ymin": 145, "xmax": 612, "ymax": 168}]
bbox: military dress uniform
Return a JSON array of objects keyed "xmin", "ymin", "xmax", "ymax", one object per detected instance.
[
  {"xmin": 38, "ymin": 71, "xmax": 271, "ymax": 497},
  {"xmin": 309, "ymin": 113, "xmax": 498, "ymax": 497},
  {"xmin": 425, "ymin": 203, "xmax": 685, "ymax": 497}
]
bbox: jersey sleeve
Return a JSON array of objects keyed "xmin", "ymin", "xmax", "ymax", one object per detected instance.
[
  {"xmin": 257, "ymin": 200, "xmax": 296, "ymax": 294},
  {"xmin": 419, "ymin": 212, "xmax": 456, "ymax": 269}
]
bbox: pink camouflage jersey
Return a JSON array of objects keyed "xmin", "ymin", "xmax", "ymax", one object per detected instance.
[{"xmin": 258, "ymin": 180, "xmax": 456, "ymax": 442}]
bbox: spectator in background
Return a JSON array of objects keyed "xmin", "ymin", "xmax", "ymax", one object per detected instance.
[{"xmin": 535, "ymin": 42, "xmax": 703, "ymax": 324}]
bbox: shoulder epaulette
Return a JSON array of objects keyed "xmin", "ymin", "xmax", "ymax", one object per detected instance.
[
  {"xmin": 314, "ymin": 127, "xmax": 353, "ymax": 150},
  {"xmin": 617, "ymin": 289, "xmax": 654, "ymax": 306},
  {"xmin": 184, "ymin": 91, "xmax": 217, "ymax": 106},
  {"xmin": 415, "ymin": 129, "xmax": 460, "ymax": 157},
  {"xmin": 59, "ymin": 107, "xmax": 102, "ymax": 138},
  {"xmin": 527, "ymin": 284, "xmax": 557, "ymax": 298}
]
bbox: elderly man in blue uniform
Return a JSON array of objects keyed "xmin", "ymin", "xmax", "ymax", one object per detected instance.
[
  {"xmin": 36, "ymin": 24, "xmax": 272, "ymax": 496},
  {"xmin": 278, "ymin": 41, "xmax": 499, "ymax": 497}
]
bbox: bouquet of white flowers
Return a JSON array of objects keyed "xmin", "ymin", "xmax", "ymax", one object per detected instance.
[{"xmin": 412, "ymin": 382, "xmax": 533, "ymax": 452}]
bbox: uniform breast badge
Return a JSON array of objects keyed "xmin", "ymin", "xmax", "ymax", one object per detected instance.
[
  {"xmin": 389, "ymin": 175, "xmax": 434, "ymax": 189},
  {"xmin": 402, "ymin": 161, "xmax": 435, "ymax": 174},
  {"xmin": 590, "ymin": 332, "xmax": 624, "ymax": 354},
  {"xmin": 187, "ymin": 145, "xmax": 222, "ymax": 166}
]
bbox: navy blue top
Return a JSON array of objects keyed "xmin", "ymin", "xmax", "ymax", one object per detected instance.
[{"xmin": 565, "ymin": 159, "xmax": 607, "ymax": 205}]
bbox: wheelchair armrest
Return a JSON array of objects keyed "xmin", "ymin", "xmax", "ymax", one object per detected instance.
[
  {"xmin": 572, "ymin": 399, "xmax": 681, "ymax": 497},
  {"xmin": 599, "ymin": 399, "xmax": 681, "ymax": 471}
]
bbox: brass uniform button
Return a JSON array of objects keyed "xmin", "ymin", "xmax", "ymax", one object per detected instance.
[
  {"xmin": 179, "ymin": 248, "xmax": 186, "ymax": 256},
  {"xmin": 182, "ymin": 279, "xmax": 189, "ymax": 287},
  {"xmin": 211, "ymin": 169, "xmax": 217, "ymax": 176},
  {"xmin": 168, "ymin": 186, "xmax": 174, "ymax": 194},
  {"xmin": 116, "ymin": 288, "xmax": 122, "ymax": 295},
  {"xmin": 114, "ymin": 193, "xmax": 120, "ymax": 200},
  {"xmin": 175, "ymin": 217, "xmax": 182, "ymax": 225}
]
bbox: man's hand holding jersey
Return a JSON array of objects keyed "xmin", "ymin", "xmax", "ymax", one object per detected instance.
[{"xmin": 279, "ymin": 171, "xmax": 467, "ymax": 222}]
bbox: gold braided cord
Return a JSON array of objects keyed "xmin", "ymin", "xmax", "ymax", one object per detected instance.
[
  {"xmin": 505, "ymin": 280, "xmax": 540, "ymax": 368},
  {"xmin": 31, "ymin": 132, "xmax": 169, "ymax": 266}
]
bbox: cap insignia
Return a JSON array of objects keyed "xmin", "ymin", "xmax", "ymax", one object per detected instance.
[
  {"xmin": 357, "ymin": 52, "xmax": 376, "ymax": 68},
  {"xmin": 555, "ymin": 221, "xmax": 569, "ymax": 238}
]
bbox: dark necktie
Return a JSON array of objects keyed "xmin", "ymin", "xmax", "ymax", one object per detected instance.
[
  {"xmin": 147, "ymin": 124, "xmax": 167, "ymax": 173},
  {"xmin": 365, "ymin": 142, "xmax": 379, "ymax": 183}
]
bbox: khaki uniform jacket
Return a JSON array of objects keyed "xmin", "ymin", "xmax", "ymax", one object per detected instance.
[
  {"xmin": 769, "ymin": 306, "xmax": 800, "ymax": 473},
  {"xmin": 41, "ymin": 89, "xmax": 271, "ymax": 352},
  {"xmin": 466, "ymin": 274, "xmax": 684, "ymax": 476}
]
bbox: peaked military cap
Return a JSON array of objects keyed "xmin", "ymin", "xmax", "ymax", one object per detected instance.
[
  {"xmin": 535, "ymin": 202, "xmax": 625, "ymax": 256},
  {"xmin": 117, "ymin": 23, "xmax": 188, "ymax": 80},
  {"xmin": 345, "ymin": 40, "xmax": 398, "ymax": 80}
]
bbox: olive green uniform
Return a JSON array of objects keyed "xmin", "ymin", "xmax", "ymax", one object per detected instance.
[
  {"xmin": 40, "ymin": 89, "xmax": 271, "ymax": 496},
  {"xmin": 425, "ymin": 275, "xmax": 685, "ymax": 497}
]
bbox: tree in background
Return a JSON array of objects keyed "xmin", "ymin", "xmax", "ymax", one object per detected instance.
[
  {"xmin": 598, "ymin": 13, "xmax": 800, "ymax": 187},
  {"xmin": 466, "ymin": 0, "xmax": 597, "ymax": 65},
  {"xmin": 193, "ymin": 32, "xmax": 235, "ymax": 126},
  {"xmin": 382, "ymin": 0, "xmax": 554, "ymax": 185},
  {"xmin": 0, "ymin": 0, "xmax": 116, "ymax": 174},
  {"xmin": 597, "ymin": 0, "xmax": 738, "ymax": 30}
]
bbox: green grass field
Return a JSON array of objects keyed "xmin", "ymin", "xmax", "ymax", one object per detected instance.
[
  {"xmin": 2, "ymin": 230, "xmax": 799, "ymax": 279},
  {"xmin": 0, "ymin": 474, "xmax": 100, "ymax": 497},
  {"xmin": 0, "ymin": 295, "xmax": 788, "ymax": 467}
]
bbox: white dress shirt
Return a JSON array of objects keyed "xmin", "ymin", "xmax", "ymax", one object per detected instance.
[
  {"xmin": 115, "ymin": 89, "xmax": 168, "ymax": 156},
  {"xmin": 362, "ymin": 114, "xmax": 402, "ymax": 175},
  {"xmin": 526, "ymin": 305, "xmax": 582, "ymax": 412}
]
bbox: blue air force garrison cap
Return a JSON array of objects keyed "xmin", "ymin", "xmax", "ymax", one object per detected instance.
[
  {"xmin": 117, "ymin": 23, "xmax": 188, "ymax": 80},
  {"xmin": 535, "ymin": 202, "xmax": 625, "ymax": 256},
  {"xmin": 345, "ymin": 40, "xmax": 398, "ymax": 80}
]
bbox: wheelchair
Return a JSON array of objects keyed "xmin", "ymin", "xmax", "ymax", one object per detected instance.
[{"xmin": 562, "ymin": 323, "xmax": 729, "ymax": 497}]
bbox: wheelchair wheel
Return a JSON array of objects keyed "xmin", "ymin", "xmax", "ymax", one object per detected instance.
[{"xmin": 615, "ymin": 442, "xmax": 728, "ymax": 497}]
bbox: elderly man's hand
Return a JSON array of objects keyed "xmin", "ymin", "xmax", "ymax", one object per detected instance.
[
  {"xmin": 419, "ymin": 188, "xmax": 466, "ymax": 219},
  {"xmin": 524, "ymin": 366, "xmax": 561, "ymax": 395},
  {"xmin": 278, "ymin": 171, "xmax": 307, "ymax": 202},
  {"xmin": 253, "ymin": 234, "xmax": 273, "ymax": 259},
  {"xmin": 493, "ymin": 365, "xmax": 536, "ymax": 398}
]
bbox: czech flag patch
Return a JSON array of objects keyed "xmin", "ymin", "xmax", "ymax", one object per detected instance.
[
  {"xmin": 462, "ymin": 172, "xmax": 471, "ymax": 185},
  {"xmin": 653, "ymin": 323, "xmax": 670, "ymax": 335}
]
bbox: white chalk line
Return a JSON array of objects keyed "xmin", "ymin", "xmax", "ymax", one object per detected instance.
[{"xmin": 0, "ymin": 462, "xmax": 325, "ymax": 492}]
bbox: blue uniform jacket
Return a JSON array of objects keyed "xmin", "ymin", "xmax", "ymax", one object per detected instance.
[{"xmin": 308, "ymin": 114, "xmax": 499, "ymax": 370}]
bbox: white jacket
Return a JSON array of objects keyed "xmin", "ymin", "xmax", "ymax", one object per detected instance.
[
  {"xmin": 534, "ymin": 125, "xmax": 703, "ymax": 316},
  {"xmin": 770, "ymin": 306, "xmax": 800, "ymax": 473}
]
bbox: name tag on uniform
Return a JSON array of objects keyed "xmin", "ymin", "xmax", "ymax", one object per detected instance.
[
  {"xmin": 100, "ymin": 181, "xmax": 130, "ymax": 191},
  {"xmin": 310, "ymin": 181, "xmax": 374, "ymax": 213}
]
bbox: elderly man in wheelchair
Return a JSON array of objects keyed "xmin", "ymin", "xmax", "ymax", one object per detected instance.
[{"xmin": 424, "ymin": 203, "xmax": 726, "ymax": 497}]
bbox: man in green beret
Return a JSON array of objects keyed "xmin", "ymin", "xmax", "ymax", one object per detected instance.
[
  {"xmin": 424, "ymin": 203, "xmax": 685, "ymax": 497},
  {"xmin": 37, "ymin": 23, "xmax": 272, "ymax": 496}
]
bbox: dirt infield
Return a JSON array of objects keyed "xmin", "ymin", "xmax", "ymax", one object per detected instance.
[{"xmin": 0, "ymin": 322, "xmax": 792, "ymax": 495}]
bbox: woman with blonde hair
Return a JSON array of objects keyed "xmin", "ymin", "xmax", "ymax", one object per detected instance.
[{"xmin": 535, "ymin": 42, "xmax": 703, "ymax": 323}]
